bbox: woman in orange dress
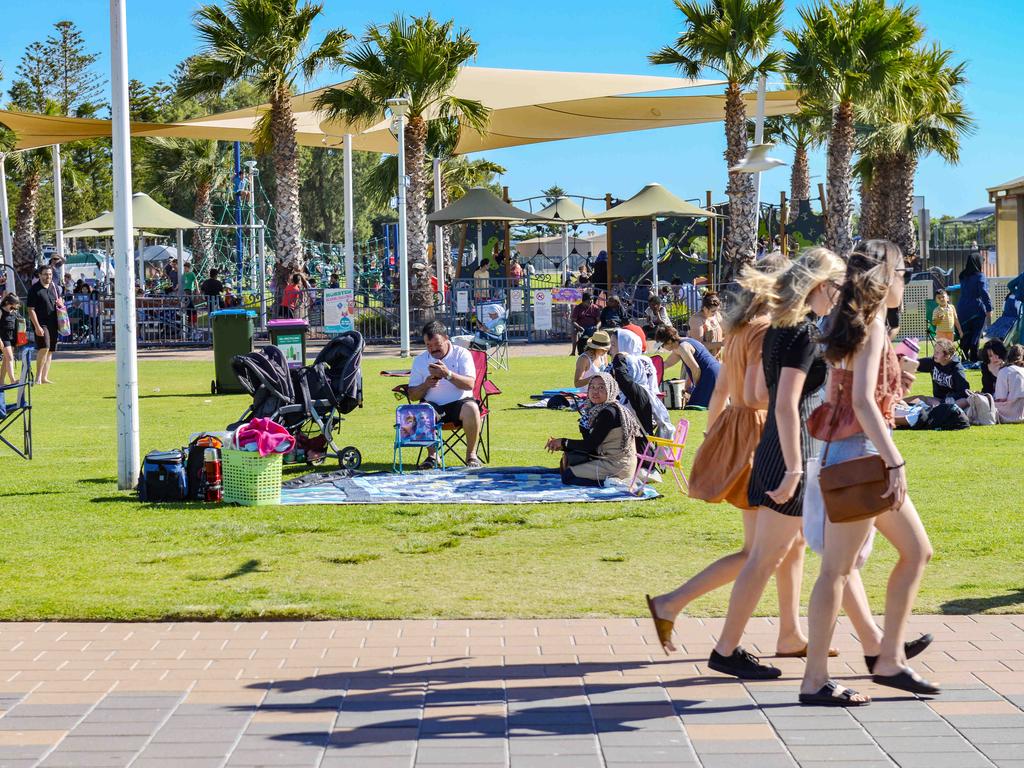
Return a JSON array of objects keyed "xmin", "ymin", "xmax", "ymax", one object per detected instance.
[{"xmin": 646, "ymin": 255, "xmax": 813, "ymax": 656}]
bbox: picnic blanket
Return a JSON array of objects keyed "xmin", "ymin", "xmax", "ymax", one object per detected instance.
[{"xmin": 280, "ymin": 466, "xmax": 658, "ymax": 505}]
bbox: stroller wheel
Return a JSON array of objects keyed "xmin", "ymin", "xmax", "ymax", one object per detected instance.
[
  {"xmin": 338, "ymin": 446, "xmax": 362, "ymax": 470},
  {"xmin": 211, "ymin": 380, "xmax": 218, "ymax": 395}
]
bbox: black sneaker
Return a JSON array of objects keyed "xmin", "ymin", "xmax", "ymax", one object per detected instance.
[{"xmin": 708, "ymin": 646, "xmax": 782, "ymax": 680}]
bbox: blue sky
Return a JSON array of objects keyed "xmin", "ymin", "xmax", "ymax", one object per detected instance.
[{"xmin": 0, "ymin": 0, "xmax": 1018, "ymax": 218}]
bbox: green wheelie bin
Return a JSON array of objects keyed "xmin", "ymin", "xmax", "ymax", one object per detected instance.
[{"xmin": 211, "ymin": 309, "xmax": 256, "ymax": 394}]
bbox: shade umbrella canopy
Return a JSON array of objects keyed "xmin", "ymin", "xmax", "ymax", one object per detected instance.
[
  {"xmin": 534, "ymin": 196, "xmax": 593, "ymax": 223},
  {"xmin": 140, "ymin": 244, "xmax": 190, "ymax": 263},
  {"xmin": 427, "ymin": 187, "xmax": 547, "ymax": 225},
  {"xmin": 591, "ymin": 183, "xmax": 721, "ymax": 221},
  {"xmin": 67, "ymin": 193, "xmax": 200, "ymax": 231}
]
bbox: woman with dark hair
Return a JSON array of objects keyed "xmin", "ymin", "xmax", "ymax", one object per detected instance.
[
  {"xmin": 653, "ymin": 325, "xmax": 720, "ymax": 409},
  {"xmin": 545, "ymin": 372, "xmax": 643, "ymax": 486},
  {"xmin": 800, "ymin": 239, "xmax": 938, "ymax": 707},
  {"xmin": 599, "ymin": 295, "xmax": 627, "ymax": 329},
  {"xmin": 688, "ymin": 291, "xmax": 724, "ymax": 357},
  {"xmin": 981, "ymin": 339, "xmax": 1007, "ymax": 396},
  {"xmin": 994, "ymin": 344, "xmax": 1024, "ymax": 423},
  {"xmin": 956, "ymin": 253, "xmax": 992, "ymax": 362}
]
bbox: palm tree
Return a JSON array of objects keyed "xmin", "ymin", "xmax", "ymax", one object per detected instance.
[
  {"xmin": 651, "ymin": 0, "xmax": 784, "ymax": 267},
  {"xmin": 785, "ymin": 0, "xmax": 921, "ymax": 257},
  {"xmin": 7, "ymin": 149, "xmax": 50, "ymax": 278},
  {"xmin": 316, "ymin": 15, "xmax": 489, "ymax": 312},
  {"xmin": 177, "ymin": 0, "xmax": 349, "ymax": 278},
  {"xmin": 144, "ymin": 137, "xmax": 233, "ymax": 266},
  {"xmin": 757, "ymin": 112, "xmax": 826, "ymax": 223}
]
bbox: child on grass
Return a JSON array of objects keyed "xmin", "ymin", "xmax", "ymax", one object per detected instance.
[{"xmin": 932, "ymin": 288, "xmax": 962, "ymax": 342}]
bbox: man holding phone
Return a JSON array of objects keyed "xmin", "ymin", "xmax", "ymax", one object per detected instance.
[{"xmin": 407, "ymin": 320, "xmax": 482, "ymax": 469}]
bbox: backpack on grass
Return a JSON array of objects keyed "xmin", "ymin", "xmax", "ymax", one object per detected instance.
[
  {"xmin": 138, "ymin": 449, "xmax": 188, "ymax": 502},
  {"xmin": 185, "ymin": 434, "xmax": 223, "ymax": 501}
]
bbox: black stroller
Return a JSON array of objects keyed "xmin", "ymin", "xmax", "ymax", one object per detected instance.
[{"xmin": 230, "ymin": 332, "xmax": 364, "ymax": 468}]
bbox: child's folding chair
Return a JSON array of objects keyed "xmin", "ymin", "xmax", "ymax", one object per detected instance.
[
  {"xmin": 0, "ymin": 347, "xmax": 34, "ymax": 460},
  {"xmin": 631, "ymin": 418, "xmax": 689, "ymax": 495},
  {"xmin": 393, "ymin": 404, "xmax": 444, "ymax": 473}
]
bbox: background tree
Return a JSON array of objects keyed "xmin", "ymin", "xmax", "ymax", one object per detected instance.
[
  {"xmin": 786, "ymin": 0, "xmax": 921, "ymax": 257},
  {"xmin": 754, "ymin": 111, "xmax": 826, "ymax": 223},
  {"xmin": 177, "ymin": 0, "xmax": 349, "ymax": 280},
  {"xmin": 317, "ymin": 14, "xmax": 490, "ymax": 311},
  {"xmin": 651, "ymin": 0, "xmax": 784, "ymax": 268}
]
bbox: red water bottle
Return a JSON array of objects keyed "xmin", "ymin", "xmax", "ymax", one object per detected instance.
[{"xmin": 204, "ymin": 447, "xmax": 222, "ymax": 502}]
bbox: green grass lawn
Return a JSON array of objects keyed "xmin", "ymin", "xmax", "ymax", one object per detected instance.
[{"xmin": 2, "ymin": 352, "xmax": 1022, "ymax": 621}]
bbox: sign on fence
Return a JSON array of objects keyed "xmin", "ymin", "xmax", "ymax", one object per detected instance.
[
  {"xmin": 456, "ymin": 290, "xmax": 469, "ymax": 313},
  {"xmin": 552, "ymin": 287, "xmax": 583, "ymax": 304},
  {"xmin": 510, "ymin": 289, "xmax": 524, "ymax": 313},
  {"xmin": 323, "ymin": 288, "xmax": 355, "ymax": 333},
  {"xmin": 533, "ymin": 289, "xmax": 552, "ymax": 331}
]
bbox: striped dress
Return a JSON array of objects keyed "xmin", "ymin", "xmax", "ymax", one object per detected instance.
[{"xmin": 747, "ymin": 319, "xmax": 827, "ymax": 517}]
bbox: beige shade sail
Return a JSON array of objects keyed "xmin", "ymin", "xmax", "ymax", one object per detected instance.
[
  {"xmin": 591, "ymin": 183, "xmax": 721, "ymax": 221},
  {"xmin": 534, "ymin": 196, "xmax": 593, "ymax": 223},
  {"xmin": 0, "ymin": 110, "xmax": 177, "ymax": 151},
  {"xmin": 426, "ymin": 187, "xmax": 548, "ymax": 225},
  {"xmin": 68, "ymin": 193, "xmax": 200, "ymax": 231}
]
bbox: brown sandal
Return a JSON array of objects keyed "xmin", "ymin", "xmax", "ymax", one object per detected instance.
[
  {"xmin": 645, "ymin": 594, "xmax": 674, "ymax": 655},
  {"xmin": 776, "ymin": 644, "xmax": 839, "ymax": 658}
]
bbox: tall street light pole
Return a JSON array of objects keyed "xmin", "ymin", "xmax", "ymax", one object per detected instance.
[
  {"xmin": 388, "ymin": 96, "xmax": 411, "ymax": 357},
  {"xmin": 109, "ymin": 0, "xmax": 140, "ymax": 489}
]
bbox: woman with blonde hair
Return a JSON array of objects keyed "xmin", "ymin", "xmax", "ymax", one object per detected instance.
[
  {"xmin": 699, "ymin": 247, "xmax": 846, "ymax": 679},
  {"xmin": 800, "ymin": 239, "xmax": 938, "ymax": 706}
]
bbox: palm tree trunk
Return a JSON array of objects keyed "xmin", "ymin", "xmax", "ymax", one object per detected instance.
[
  {"xmin": 825, "ymin": 101, "xmax": 856, "ymax": 257},
  {"xmin": 790, "ymin": 143, "xmax": 810, "ymax": 225},
  {"xmin": 193, "ymin": 181, "xmax": 213, "ymax": 265},
  {"xmin": 270, "ymin": 86, "xmax": 303, "ymax": 273},
  {"xmin": 722, "ymin": 82, "xmax": 757, "ymax": 267},
  {"xmin": 404, "ymin": 116, "xmax": 433, "ymax": 316},
  {"xmin": 13, "ymin": 173, "xmax": 40, "ymax": 278},
  {"xmin": 889, "ymin": 151, "xmax": 918, "ymax": 259}
]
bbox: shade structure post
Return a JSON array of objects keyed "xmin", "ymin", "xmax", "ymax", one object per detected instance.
[
  {"xmin": 52, "ymin": 145, "xmax": 65, "ymax": 278},
  {"xmin": 137, "ymin": 233, "xmax": 145, "ymax": 290},
  {"xmin": 562, "ymin": 225, "xmax": 570, "ymax": 285},
  {"xmin": 432, "ymin": 157, "xmax": 444, "ymax": 309},
  {"xmin": 175, "ymin": 229, "xmax": 185, "ymax": 302},
  {"xmin": 0, "ymin": 155, "xmax": 14, "ymax": 292},
  {"xmin": 476, "ymin": 223, "xmax": 483, "ymax": 268},
  {"xmin": 109, "ymin": 0, "xmax": 140, "ymax": 490},
  {"xmin": 233, "ymin": 142, "xmax": 243, "ymax": 287},
  {"xmin": 752, "ymin": 73, "xmax": 768, "ymax": 238},
  {"xmin": 502, "ymin": 186, "xmax": 511, "ymax": 279},
  {"xmin": 650, "ymin": 219, "xmax": 660, "ymax": 290},
  {"xmin": 779, "ymin": 191, "xmax": 788, "ymax": 255},
  {"xmin": 343, "ymin": 134, "xmax": 354, "ymax": 290},
  {"xmin": 395, "ymin": 112, "xmax": 410, "ymax": 357},
  {"xmin": 605, "ymin": 193, "xmax": 614, "ymax": 293},
  {"xmin": 258, "ymin": 223, "xmax": 267, "ymax": 329},
  {"xmin": 706, "ymin": 190, "xmax": 715, "ymax": 286}
]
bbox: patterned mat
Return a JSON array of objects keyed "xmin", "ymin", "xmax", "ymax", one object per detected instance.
[{"xmin": 280, "ymin": 466, "xmax": 658, "ymax": 505}]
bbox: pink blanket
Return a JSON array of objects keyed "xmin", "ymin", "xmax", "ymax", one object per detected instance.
[{"xmin": 234, "ymin": 418, "xmax": 296, "ymax": 457}]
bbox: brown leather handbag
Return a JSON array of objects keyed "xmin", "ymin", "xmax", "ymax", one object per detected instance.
[{"xmin": 817, "ymin": 359, "xmax": 895, "ymax": 523}]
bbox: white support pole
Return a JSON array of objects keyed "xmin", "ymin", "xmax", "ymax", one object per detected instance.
[
  {"xmin": 176, "ymin": 228, "xmax": 186, "ymax": 339},
  {"xmin": 258, "ymin": 223, "xmax": 267, "ymax": 329},
  {"xmin": 432, "ymin": 157, "xmax": 444, "ymax": 309},
  {"xmin": 343, "ymin": 134, "xmax": 355, "ymax": 291},
  {"xmin": 137, "ymin": 234, "xmax": 145, "ymax": 290},
  {"xmin": 650, "ymin": 219, "xmax": 660, "ymax": 290},
  {"xmin": 0, "ymin": 155, "xmax": 15, "ymax": 292},
  {"xmin": 562, "ymin": 225, "xmax": 570, "ymax": 285},
  {"xmin": 752, "ymin": 73, "xmax": 768, "ymax": 234},
  {"xmin": 110, "ymin": 0, "xmax": 140, "ymax": 490},
  {"xmin": 396, "ymin": 116, "xmax": 410, "ymax": 357},
  {"xmin": 477, "ymin": 223, "xmax": 483, "ymax": 267},
  {"xmin": 52, "ymin": 145, "xmax": 65, "ymax": 281}
]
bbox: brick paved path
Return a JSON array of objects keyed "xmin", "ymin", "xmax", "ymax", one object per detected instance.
[{"xmin": 1, "ymin": 615, "xmax": 1022, "ymax": 768}]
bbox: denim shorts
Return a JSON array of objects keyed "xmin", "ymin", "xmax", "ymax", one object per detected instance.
[{"xmin": 820, "ymin": 432, "xmax": 879, "ymax": 468}]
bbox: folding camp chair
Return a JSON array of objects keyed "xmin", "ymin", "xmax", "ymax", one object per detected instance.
[
  {"xmin": 0, "ymin": 348, "xmax": 34, "ymax": 460},
  {"xmin": 470, "ymin": 302, "xmax": 509, "ymax": 371},
  {"xmin": 631, "ymin": 418, "xmax": 689, "ymax": 496},
  {"xmin": 393, "ymin": 349, "xmax": 502, "ymax": 466},
  {"xmin": 650, "ymin": 354, "xmax": 667, "ymax": 400},
  {"xmin": 393, "ymin": 404, "xmax": 444, "ymax": 473}
]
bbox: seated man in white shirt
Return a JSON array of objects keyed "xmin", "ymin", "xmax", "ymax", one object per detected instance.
[{"xmin": 408, "ymin": 321, "xmax": 482, "ymax": 469}]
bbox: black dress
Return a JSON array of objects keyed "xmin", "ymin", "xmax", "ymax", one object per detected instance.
[{"xmin": 747, "ymin": 320, "xmax": 827, "ymax": 517}]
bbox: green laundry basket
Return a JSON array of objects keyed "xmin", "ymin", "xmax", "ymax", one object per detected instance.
[
  {"xmin": 221, "ymin": 449, "xmax": 283, "ymax": 506},
  {"xmin": 211, "ymin": 309, "xmax": 256, "ymax": 395}
]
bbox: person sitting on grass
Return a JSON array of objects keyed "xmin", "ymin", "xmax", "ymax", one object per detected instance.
[
  {"xmin": 994, "ymin": 344, "xmax": 1024, "ymax": 424},
  {"xmin": 545, "ymin": 372, "xmax": 642, "ymax": 486},
  {"xmin": 574, "ymin": 330, "xmax": 610, "ymax": 387},
  {"xmin": 909, "ymin": 339, "xmax": 970, "ymax": 406},
  {"xmin": 931, "ymin": 288, "xmax": 962, "ymax": 342},
  {"xmin": 643, "ymin": 295, "xmax": 671, "ymax": 338},
  {"xmin": 981, "ymin": 339, "xmax": 1008, "ymax": 396},
  {"xmin": 599, "ymin": 294, "xmax": 628, "ymax": 329},
  {"xmin": 654, "ymin": 325, "xmax": 721, "ymax": 409},
  {"xmin": 407, "ymin": 321, "xmax": 482, "ymax": 469},
  {"xmin": 0, "ymin": 293, "xmax": 19, "ymax": 386}
]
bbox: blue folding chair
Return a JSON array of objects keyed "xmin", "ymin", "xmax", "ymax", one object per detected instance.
[
  {"xmin": 393, "ymin": 404, "xmax": 445, "ymax": 473},
  {"xmin": 0, "ymin": 348, "xmax": 34, "ymax": 460}
]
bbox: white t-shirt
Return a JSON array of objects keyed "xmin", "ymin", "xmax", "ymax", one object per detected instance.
[{"xmin": 409, "ymin": 342, "xmax": 476, "ymax": 406}]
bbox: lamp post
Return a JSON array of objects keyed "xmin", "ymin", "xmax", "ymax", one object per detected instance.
[
  {"xmin": 343, "ymin": 134, "xmax": 354, "ymax": 290},
  {"xmin": 244, "ymin": 160, "xmax": 258, "ymax": 297},
  {"xmin": 388, "ymin": 96, "xmax": 411, "ymax": 357},
  {"xmin": 433, "ymin": 157, "xmax": 445, "ymax": 309},
  {"xmin": 109, "ymin": 0, "xmax": 140, "ymax": 490},
  {"xmin": 53, "ymin": 145, "xmax": 65, "ymax": 279}
]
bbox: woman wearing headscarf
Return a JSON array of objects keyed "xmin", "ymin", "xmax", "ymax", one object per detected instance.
[
  {"xmin": 545, "ymin": 372, "xmax": 643, "ymax": 486},
  {"xmin": 611, "ymin": 328, "xmax": 675, "ymax": 438},
  {"xmin": 956, "ymin": 253, "xmax": 992, "ymax": 362}
]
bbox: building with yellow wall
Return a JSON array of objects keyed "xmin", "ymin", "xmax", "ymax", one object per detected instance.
[{"xmin": 989, "ymin": 176, "xmax": 1023, "ymax": 276}]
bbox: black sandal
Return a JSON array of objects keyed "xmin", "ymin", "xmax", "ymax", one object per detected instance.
[
  {"xmin": 865, "ymin": 633, "xmax": 933, "ymax": 673},
  {"xmin": 872, "ymin": 667, "xmax": 941, "ymax": 696},
  {"xmin": 799, "ymin": 680, "xmax": 871, "ymax": 707},
  {"xmin": 418, "ymin": 456, "xmax": 438, "ymax": 470}
]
